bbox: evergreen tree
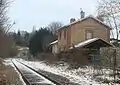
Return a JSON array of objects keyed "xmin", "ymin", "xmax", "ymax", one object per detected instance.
[{"xmin": 29, "ymin": 28, "xmax": 56, "ymax": 56}]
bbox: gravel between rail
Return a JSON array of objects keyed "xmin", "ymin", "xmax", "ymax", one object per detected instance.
[{"xmin": 18, "ymin": 60, "xmax": 81, "ymax": 85}]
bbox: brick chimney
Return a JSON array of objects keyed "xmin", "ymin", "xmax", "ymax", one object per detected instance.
[
  {"xmin": 70, "ymin": 18, "xmax": 76, "ymax": 23},
  {"xmin": 80, "ymin": 9, "xmax": 85, "ymax": 19}
]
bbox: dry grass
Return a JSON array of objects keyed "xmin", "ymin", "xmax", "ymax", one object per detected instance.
[{"xmin": 0, "ymin": 58, "xmax": 23, "ymax": 85}]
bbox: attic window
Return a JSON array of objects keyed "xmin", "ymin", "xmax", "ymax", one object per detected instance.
[{"xmin": 86, "ymin": 30, "xmax": 93, "ymax": 40}]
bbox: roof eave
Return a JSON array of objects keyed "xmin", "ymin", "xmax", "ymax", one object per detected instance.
[
  {"xmin": 91, "ymin": 17, "xmax": 112, "ymax": 30},
  {"xmin": 58, "ymin": 15, "xmax": 113, "ymax": 31}
]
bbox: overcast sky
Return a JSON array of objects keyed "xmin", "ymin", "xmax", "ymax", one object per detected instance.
[{"xmin": 9, "ymin": 0, "xmax": 97, "ymax": 32}]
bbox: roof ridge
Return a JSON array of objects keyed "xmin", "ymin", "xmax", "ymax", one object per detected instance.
[{"xmin": 58, "ymin": 15, "xmax": 112, "ymax": 31}]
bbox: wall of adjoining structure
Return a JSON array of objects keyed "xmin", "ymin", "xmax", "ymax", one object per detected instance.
[{"xmin": 52, "ymin": 43, "xmax": 59, "ymax": 54}]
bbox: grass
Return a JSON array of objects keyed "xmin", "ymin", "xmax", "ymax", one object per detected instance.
[{"xmin": 0, "ymin": 58, "xmax": 24, "ymax": 85}]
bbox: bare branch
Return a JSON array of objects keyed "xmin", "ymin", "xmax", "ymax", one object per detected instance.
[
  {"xmin": 48, "ymin": 22, "xmax": 63, "ymax": 34},
  {"xmin": 97, "ymin": 0, "xmax": 120, "ymax": 41},
  {"xmin": 0, "ymin": 0, "xmax": 13, "ymax": 33}
]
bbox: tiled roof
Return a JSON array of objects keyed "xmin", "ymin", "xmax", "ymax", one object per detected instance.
[
  {"xmin": 58, "ymin": 15, "xmax": 112, "ymax": 31},
  {"xmin": 70, "ymin": 38, "xmax": 113, "ymax": 49}
]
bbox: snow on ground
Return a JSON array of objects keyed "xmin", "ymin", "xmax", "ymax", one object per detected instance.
[
  {"xmin": 3, "ymin": 58, "xmax": 14, "ymax": 67},
  {"xmin": 4, "ymin": 58, "xmax": 26, "ymax": 85},
  {"xmin": 13, "ymin": 66, "xmax": 26, "ymax": 85},
  {"xmin": 13, "ymin": 60, "xmax": 55, "ymax": 85},
  {"xmin": 4, "ymin": 58, "xmax": 119, "ymax": 85},
  {"xmin": 17, "ymin": 59, "xmax": 101, "ymax": 85}
]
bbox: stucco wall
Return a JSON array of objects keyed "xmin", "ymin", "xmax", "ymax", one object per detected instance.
[
  {"xmin": 58, "ymin": 28, "xmax": 68, "ymax": 51},
  {"xmin": 58, "ymin": 18, "xmax": 110, "ymax": 51},
  {"xmin": 70, "ymin": 18, "xmax": 110, "ymax": 46}
]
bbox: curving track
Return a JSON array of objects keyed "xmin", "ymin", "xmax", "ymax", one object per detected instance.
[{"xmin": 12, "ymin": 60, "xmax": 61, "ymax": 85}]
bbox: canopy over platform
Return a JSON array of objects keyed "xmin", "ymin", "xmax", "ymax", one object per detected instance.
[
  {"xmin": 70, "ymin": 38, "xmax": 113, "ymax": 49},
  {"xmin": 50, "ymin": 40, "xmax": 58, "ymax": 45}
]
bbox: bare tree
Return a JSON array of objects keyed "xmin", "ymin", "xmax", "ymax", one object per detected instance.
[
  {"xmin": 0, "ymin": 0, "xmax": 17, "ymax": 58},
  {"xmin": 97, "ymin": 0, "xmax": 120, "ymax": 43},
  {"xmin": 0, "ymin": 0, "xmax": 13, "ymax": 33},
  {"xmin": 48, "ymin": 21, "xmax": 63, "ymax": 34},
  {"xmin": 97, "ymin": 0, "xmax": 120, "ymax": 83}
]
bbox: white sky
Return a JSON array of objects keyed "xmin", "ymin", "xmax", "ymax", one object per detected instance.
[{"xmin": 9, "ymin": 0, "xmax": 97, "ymax": 32}]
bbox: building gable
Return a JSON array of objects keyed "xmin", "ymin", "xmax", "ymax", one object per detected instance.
[
  {"xmin": 58, "ymin": 16, "xmax": 112, "ymax": 32},
  {"xmin": 77, "ymin": 17, "xmax": 110, "ymax": 31},
  {"xmin": 57, "ymin": 16, "xmax": 111, "ymax": 52}
]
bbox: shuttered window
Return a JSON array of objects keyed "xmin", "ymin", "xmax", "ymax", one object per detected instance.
[{"xmin": 64, "ymin": 29, "xmax": 66, "ymax": 39}]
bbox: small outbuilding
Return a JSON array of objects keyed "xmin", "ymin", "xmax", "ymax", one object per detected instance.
[
  {"xmin": 70, "ymin": 38, "xmax": 113, "ymax": 65},
  {"xmin": 50, "ymin": 40, "xmax": 59, "ymax": 54},
  {"xmin": 70, "ymin": 38, "xmax": 113, "ymax": 49}
]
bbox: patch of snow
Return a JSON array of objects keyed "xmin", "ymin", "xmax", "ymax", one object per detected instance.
[
  {"xmin": 59, "ymin": 15, "xmax": 112, "ymax": 31},
  {"xmin": 4, "ymin": 58, "xmax": 26, "ymax": 85},
  {"xmin": 13, "ymin": 58, "xmax": 119, "ymax": 85},
  {"xmin": 70, "ymin": 38, "xmax": 99, "ymax": 49},
  {"xmin": 14, "ymin": 66, "xmax": 26, "ymax": 85},
  {"xmin": 18, "ymin": 47, "xmax": 29, "ymax": 51},
  {"xmin": 20, "ymin": 59, "xmax": 100, "ymax": 85},
  {"xmin": 3, "ymin": 58, "xmax": 14, "ymax": 67},
  {"xmin": 50, "ymin": 40, "xmax": 58, "ymax": 45},
  {"xmin": 13, "ymin": 60, "xmax": 55, "ymax": 85}
]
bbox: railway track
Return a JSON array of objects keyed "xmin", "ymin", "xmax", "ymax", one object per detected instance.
[{"xmin": 12, "ymin": 60, "xmax": 61, "ymax": 85}]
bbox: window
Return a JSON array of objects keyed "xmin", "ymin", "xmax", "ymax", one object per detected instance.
[
  {"xmin": 86, "ymin": 30, "xmax": 93, "ymax": 40},
  {"xmin": 64, "ymin": 29, "xmax": 66, "ymax": 39},
  {"xmin": 59, "ymin": 30, "xmax": 67, "ymax": 40},
  {"xmin": 59, "ymin": 31, "xmax": 61, "ymax": 39}
]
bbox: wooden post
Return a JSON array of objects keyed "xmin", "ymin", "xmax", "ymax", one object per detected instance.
[{"xmin": 113, "ymin": 48, "xmax": 117, "ymax": 84}]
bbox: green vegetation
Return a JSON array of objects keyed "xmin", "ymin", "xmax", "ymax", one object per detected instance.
[
  {"xmin": 29, "ymin": 28, "xmax": 56, "ymax": 56},
  {"xmin": 9, "ymin": 31, "xmax": 30, "ymax": 46}
]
